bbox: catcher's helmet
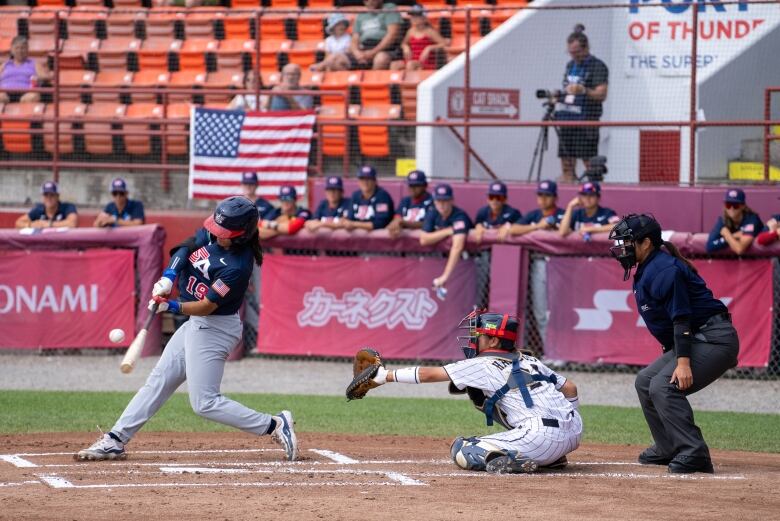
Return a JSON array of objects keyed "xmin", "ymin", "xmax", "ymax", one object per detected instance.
[
  {"xmin": 203, "ymin": 196, "xmax": 259, "ymax": 240},
  {"xmin": 608, "ymin": 213, "xmax": 662, "ymax": 280},
  {"xmin": 457, "ymin": 309, "xmax": 519, "ymax": 359}
]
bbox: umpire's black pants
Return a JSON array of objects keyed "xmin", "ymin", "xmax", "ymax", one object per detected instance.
[{"xmin": 634, "ymin": 319, "xmax": 739, "ymax": 461}]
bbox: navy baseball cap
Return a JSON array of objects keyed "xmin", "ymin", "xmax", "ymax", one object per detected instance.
[
  {"xmin": 241, "ymin": 172, "xmax": 258, "ymax": 185},
  {"xmin": 407, "ymin": 170, "xmax": 427, "ymax": 186},
  {"xmin": 279, "ymin": 185, "xmax": 297, "ymax": 201},
  {"xmin": 41, "ymin": 181, "xmax": 58, "ymax": 194},
  {"xmin": 357, "ymin": 165, "xmax": 377, "ymax": 179},
  {"xmin": 433, "ymin": 183, "xmax": 453, "ymax": 201},
  {"xmin": 579, "ymin": 181, "xmax": 601, "ymax": 195},
  {"xmin": 724, "ymin": 188, "xmax": 746, "ymax": 204},
  {"xmin": 488, "ymin": 181, "xmax": 507, "ymax": 197},
  {"xmin": 325, "ymin": 176, "xmax": 343, "ymax": 191},
  {"xmin": 110, "ymin": 177, "xmax": 128, "ymax": 193},
  {"xmin": 536, "ymin": 180, "xmax": 557, "ymax": 196}
]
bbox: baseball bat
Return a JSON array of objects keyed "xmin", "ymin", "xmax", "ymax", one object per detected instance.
[{"xmin": 120, "ymin": 303, "xmax": 159, "ymax": 374}]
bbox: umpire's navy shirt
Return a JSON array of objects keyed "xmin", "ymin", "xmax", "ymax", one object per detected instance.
[
  {"xmin": 103, "ymin": 199, "xmax": 145, "ymax": 225},
  {"xmin": 422, "ymin": 206, "xmax": 473, "ymax": 235},
  {"xmin": 474, "ymin": 204, "xmax": 522, "ymax": 228},
  {"xmin": 314, "ymin": 198, "xmax": 350, "ymax": 221},
  {"xmin": 27, "ymin": 201, "xmax": 78, "ymax": 223},
  {"xmin": 396, "ymin": 192, "xmax": 433, "ymax": 223},
  {"xmin": 706, "ymin": 213, "xmax": 764, "ymax": 252},
  {"xmin": 633, "ymin": 249, "xmax": 727, "ymax": 350},
  {"xmin": 348, "ymin": 187, "xmax": 395, "ymax": 229}
]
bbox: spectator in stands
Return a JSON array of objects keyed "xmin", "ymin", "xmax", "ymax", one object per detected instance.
[
  {"xmin": 240, "ymin": 172, "xmax": 275, "ymax": 220},
  {"xmin": 558, "ymin": 181, "xmax": 619, "ymax": 239},
  {"xmin": 394, "ymin": 5, "xmax": 447, "ymax": 71},
  {"xmin": 706, "ymin": 188, "xmax": 763, "ymax": 255},
  {"xmin": 387, "ymin": 169, "xmax": 432, "ymax": 238},
  {"xmin": 268, "ymin": 64, "xmax": 313, "ymax": 111},
  {"xmin": 554, "ymin": 25, "xmax": 608, "ymax": 183},
  {"xmin": 473, "ymin": 181, "xmax": 522, "ymax": 244},
  {"xmin": 0, "ymin": 36, "xmax": 51, "ymax": 104},
  {"xmin": 342, "ymin": 165, "xmax": 395, "ymax": 231},
  {"xmin": 311, "ymin": 12, "xmax": 352, "ymax": 73},
  {"xmin": 421, "ymin": 183, "xmax": 473, "ymax": 292},
  {"xmin": 229, "ymin": 72, "xmax": 268, "ymax": 112},
  {"xmin": 508, "ymin": 180, "xmax": 565, "ymax": 237},
  {"xmin": 346, "ymin": 0, "xmax": 403, "ymax": 70},
  {"xmin": 306, "ymin": 176, "xmax": 351, "ymax": 231},
  {"xmin": 258, "ymin": 185, "xmax": 311, "ymax": 239},
  {"xmin": 15, "ymin": 181, "xmax": 78, "ymax": 229},
  {"xmin": 757, "ymin": 213, "xmax": 780, "ymax": 247},
  {"xmin": 93, "ymin": 178, "xmax": 145, "ymax": 228}
]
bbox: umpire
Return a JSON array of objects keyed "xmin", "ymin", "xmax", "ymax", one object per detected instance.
[{"xmin": 609, "ymin": 214, "xmax": 739, "ymax": 474}]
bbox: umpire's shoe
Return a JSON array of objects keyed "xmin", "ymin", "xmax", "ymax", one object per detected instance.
[
  {"xmin": 668, "ymin": 455, "xmax": 714, "ymax": 474},
  {"xmin": 485, "ymin": 453, "xmax": 538, "ymax": 475},
  {"xmin": 271, "ymin": 410, "xmax": 299, "ymax": 461},
  {"xmin": 75, "ymin": 431, "xmax": 126, "ymax": 461},
  {"xmin": 638, "ymin": 446, "xmax": 673, "ymax": 466}
]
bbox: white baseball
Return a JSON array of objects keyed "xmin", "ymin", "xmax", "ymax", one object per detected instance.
[{"xmin": 109, "ymin": 329, "xmax": 126, "ymax": 344}]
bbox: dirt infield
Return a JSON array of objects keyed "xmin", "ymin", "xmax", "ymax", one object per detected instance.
[{"xmin": 1, "ymin": 433, "xmax": 778, "ymax": 521}]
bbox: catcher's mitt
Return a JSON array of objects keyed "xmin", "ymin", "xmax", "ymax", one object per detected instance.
[{"xmin": 346, "ymin": 348, "xmax": 384, "ymax": 401}]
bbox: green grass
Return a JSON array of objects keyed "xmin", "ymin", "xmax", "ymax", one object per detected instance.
[{"xmin": 1, "ymin": 390, "xmax": 778, "ymax": 453}]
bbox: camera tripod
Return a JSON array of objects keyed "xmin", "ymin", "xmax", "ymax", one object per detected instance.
[{"xmin": 527, "ymin": 101, "xmax": 561, "ymax": 182}]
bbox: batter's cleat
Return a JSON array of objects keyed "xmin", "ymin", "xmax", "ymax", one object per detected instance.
[
  {"xmin": 542, "ymin": 455, "xmax": 568, "ymax": 470},
  {"xmin": 75, "ymin": 430, "xmax": 126, "ymax": 461},
  {"xmin": 638, "ymin": 446, "xmax": 673, "ymax": 466},
  {"xmin": 485, "ymin": 454, "xmax": 539, "ymax": 475},
  {"xmin": 668, "ymin": 455, "xmax": 714, "ymax": 474},
  {"xmin": 271, "ymin": 410, "xmax": 298, "ymax": 461}
]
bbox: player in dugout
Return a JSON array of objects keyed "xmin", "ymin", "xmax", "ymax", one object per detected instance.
[
  {"xmin": 258, "ymin": 185, "xmax": 311, "ymax": 239},
  {"xmin": 15, "ymin": 181, "xmax": 78, "ymax": 229},
  {"xmin": 386, "ymin": 169, "xmax": 433, "ymax": 239},
  {"xmin": 340, "ymin": 165, "xmax": 395, "ymax": 231},
  {"xmin": 507, "ymin": 180, "xmax": 565, "ymax": 237},
  {"xmin": 558, "ymin": 180, "xmax": 619, "ymax": 240},
  {"xmin": 306, "ymin": 176, "xmax": 351, "ymax": 232},
  {"xmin": 472, "ymin": 181, "xmax": 522, "ymax": 244}
]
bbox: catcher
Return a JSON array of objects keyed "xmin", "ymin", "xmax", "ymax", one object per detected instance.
[{"xmin": 346, "ymin": 310, "xmax": 582, "ymax": 474}]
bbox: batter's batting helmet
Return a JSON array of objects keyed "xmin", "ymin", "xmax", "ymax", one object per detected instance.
[
  {"xmin": 457, "ymin": 309, "xmax": 519, "ymax": 359},
  {"xmin": 608, "ymin": 213, "xmax": 663, "ymax": 280},
  {"xmin": 204, "ymin": 196, "xmax": 259, "ymax": 240}
]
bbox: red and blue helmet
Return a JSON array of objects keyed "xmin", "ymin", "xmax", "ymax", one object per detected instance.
[
  {"xmin": 204, "ymin": 196, "xmax": 259, "ymax": 240},
  {"xmin": 457, "ymin": 309, "xmax": 520, "ymax": 359}
]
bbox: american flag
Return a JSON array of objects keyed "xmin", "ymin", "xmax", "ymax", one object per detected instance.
[
  {"xmin": 212, "ymin": 278, "xmax": 231, "ymax": 297},
  {"xmin": 189, "ymin": 108, "xmax": 316, "ymax": 200}
]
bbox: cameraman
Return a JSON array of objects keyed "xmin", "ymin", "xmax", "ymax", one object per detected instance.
[{"xmin": 554, "ymin": 25, "xmax": 609, "ymax": 183}]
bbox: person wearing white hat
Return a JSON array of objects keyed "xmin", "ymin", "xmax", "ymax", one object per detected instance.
[{"xmin": 311, "ymin": 12, "xmax": 352, "ymax": 72}]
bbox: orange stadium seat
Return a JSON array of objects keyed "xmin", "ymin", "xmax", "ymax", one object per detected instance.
[
  {"xmin": 320, "ymin": 70, "xmax": 360, "ymax": 106},
  {"xmin": 66, "ymin": 7, "xmax": 106, "ymax": 39},
  {"xmin": 92, "ymin": 71, "xmax": 134, "ymax": 103},
  {"xmin": 256, "ymin": 13, "xmax": 290, "ymax": 41},
  {"xmin": 36, "ymin": 0, "xmax": 68, "ymax": 6},
  {"xmin": 74, "ymin": 0, "xmax": 105, "ymax": 6},
  {"xmin": 262, "ymin": 70, "xmax": 280, "ymax": 86},
  {"xmin": 26, "ymin": 7, "xmax": 68, "ymax": 40},
  {"xmin": 295, "ymin": 14, "xmax": 326, "ymax": 42},
  {"xmin": 351, "ymin": 103, "xmax": 401, "ymax": 158},
  {"xmin": 205, "ymin": 70, "xmax": 243, "ymax": 104},
  {"xmin": 0, "ymin": 37, "xmax": 12, "ymax": 62},
  {"xmin": 488, "ymin": 8, "xmax": 520, "ymax": 29},
  {"xmin": 306, "ymin": 0, "xmax": 335, "ymax": 7},
  {"xmin": 145, "ymin": 10, "xmax": 184, "ymax": 40},
  {"xmin": 447, "ymin": 35, "xmax": 481, "ymax": 60},
  {"xmin": 401, "ymin": 69, "xmax": 434, "ymax": 121},
  {"xmin": 185, "ymin": 10, "xmax": 222, "ymax": 41},
  {"xmin": 43, "ymin": 101, "xmax": 85, "ymax": 155},
  {"xmin": 106, "ymin": 11, "xmax": 145, "ymax": 39},
  {"xmin": 124, "ymin": 103, "xmax": 163, "ymax": 155},
  {"xmin": 57, "ymin": 69, "xmax": 95, "ymax": 102},
  {"xmin": 267, "ymin": 0, "xmax": 299, "ymax": 9},
  {"xmin": 360, "ymin": 70, "xmax": 403, "ymax": 105},
  {"xmin": 317, "ymin": 102, "xmax": 348, "ymax": 157},
  {"xmin": 178, "ymin": 39, "xmax": 217, "ymax": 72},
  {"xmin": 0, "ymin": 6, "xmax": 28, "ymax": 38},
  {"xmin": 285, "ymin": 40, "xmax": 324, "ymax": 70},
  {"xmin": 215, "ymin": 38, "xmax": 253, "ymax": 71},
  {"xmin": 112, "ymin": 0, "xmax": 146, "ymax": 7},
  {"xmin": 166, "ymin": 102, "xmax": 192, "ymax": 156},
  {"xmin": 27, "ymin": 37, "xmax": 61, "ymax": 60},
  {"xmin": 131, "ymin": 70, "xmax": 170, "ymax": 103},
  {"xmin": 231, "ymin": 0, "xmax": 262, "ymax": 8},
  {"xmin": 97, "ymin": 38, "xmax": 140, "ymax": 71},
  {"xmin": 60, "ymin": 38, "xmax": 100, "ymax": 70},
  {"xmin": 1, "ymin": 102, "xmax": 45, "ymax": 154},
  {"xmin": 493, "ymin": 0, "xmax": 528, "ymax": 6},
  {"xmin": 137, "ymin": 38, "xmax": 181, "ymax": 72},
  {"xmin": 249, "ymin": 39, "xmax": 292, "ymax": 72},
  {"xmin": 299, "ymin": 69, "xmax": 323, "ymax": 89},
  {"xmin": 452, "ymin": 0, "xmax": 490, "ymax": 6},
  {"xmin": 222, "ymin": 12, "xmax": 254, "ymax": 40},
  {"xmin": 84, "ymin": 102, "xmax": 124, "ymax": 155},
  {"xmin": 169, "ymin": 70, "xmax": 207, "ymax": 103},
  {"xmin": 450, "ymin": 9, "xmax": 488, "ymax": 38}
]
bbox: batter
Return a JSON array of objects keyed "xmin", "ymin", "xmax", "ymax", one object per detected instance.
[{"xmin": 76, "ymin": 196, "xmax": 298, "ymax": 462}]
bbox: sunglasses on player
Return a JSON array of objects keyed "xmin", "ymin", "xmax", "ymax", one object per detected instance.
[
  {"xmin": 488, "ymin": 195, "xmax": 505, "ymax": 201},
  {"xmin": 724, "ymin": 202, "xmax": 743, "ymax": 210}
]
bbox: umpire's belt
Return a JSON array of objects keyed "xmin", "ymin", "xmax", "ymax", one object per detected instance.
[{"xmin": 700, "ymin": 312, "xmax": 732, "ymax": 330}]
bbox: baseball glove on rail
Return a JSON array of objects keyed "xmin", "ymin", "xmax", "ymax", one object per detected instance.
[{"xmin": 346, "ymin": 348, "xmax": 384, "ymax": 401}]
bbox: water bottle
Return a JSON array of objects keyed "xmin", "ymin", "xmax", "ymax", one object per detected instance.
[
  {"xmin": 435, "ymin": 286, "xmax": 448, "ymax": 301},
  {"xmin": 583, "ymin": 232, "xmax": 592, "ymax": 243}
]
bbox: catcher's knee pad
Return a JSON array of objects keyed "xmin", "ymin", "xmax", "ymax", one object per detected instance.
[{"xmin": 450, "ymin": 437, "xmax": 505, "ymax": 471}]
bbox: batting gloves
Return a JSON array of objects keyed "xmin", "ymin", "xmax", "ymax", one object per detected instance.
[
  {"xmin": 149, "ymin": 295, "xmax": 181, "ymax": 314},
  {"xmin": 152, "ymin": 269, "xmax": 177, "ymax": 297}
]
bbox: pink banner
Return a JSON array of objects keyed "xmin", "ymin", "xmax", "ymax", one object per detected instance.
[
  {"xmin": 545, "ymin": 258, "xmax": 772, "ymax": 367},
  {"xmin": 0, "ymin": 249, "xmax": 136, "ymax": 349},
  {"xmin": 257, "ymin": 255, "xmax": 476, "ymax": 359}
]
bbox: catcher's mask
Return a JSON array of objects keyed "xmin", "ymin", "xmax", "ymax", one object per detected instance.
[
  {"xmin": 457, "ymin": 309, "xmax": 519, "ymax": 359},
  {"xmin": 608, "ymin": 213, "xmax": 662, "ymax": 281}
]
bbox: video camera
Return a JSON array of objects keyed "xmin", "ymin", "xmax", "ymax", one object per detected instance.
[
  {"xmin": 579, "ymin": 156, "xmax": 608, "ymax": 183},
  {"xmin": 535, "ymin": 89, "xmax": 563, "ymax": 101}
]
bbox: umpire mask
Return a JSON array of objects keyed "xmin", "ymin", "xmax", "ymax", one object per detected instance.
[{"xmin": 608, "ymin": 214, "xmax": 662, "ymax": 281}]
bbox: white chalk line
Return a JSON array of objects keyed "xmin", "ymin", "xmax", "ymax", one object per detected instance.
[
  {"xmin": 10, "ymin": 448, "xmax": 283, "ymax": 457},
  {"xmin": 0, "ymin": 480, "xmax": 40, "ymax": 487},
  {"xmin": 308, "ymin": 449, "xmax": 359, "ymax": 464},
  {"xmin": 36, "ymin": 474, "xmax": 75, "ymax": 489},
  {"xmin": 34, "ymin": 480, "xmax": 406, "ymax": 489},
  {"xmin": 0, "ymin": 455, "xmax": 38, "ymax": 468},
  {"xmin": 307, "ymin": 449, "xmax": 426, "ymax": 486}
]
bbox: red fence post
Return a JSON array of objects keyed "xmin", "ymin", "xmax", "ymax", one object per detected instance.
[
  {"xmin": 161, "ymin": 92, "xmax": 170, "ymax": 192},
  {"xmin": 688, "ymin": 4, "xmax": 699, "ymax": 186},
  {"xmin": 464, "ymin": 8, "xmax": 472, "ymax": 183},
  {"xmin": 765, "ymin": 88, "xmax": 771, "ymax": 182},
  {"xmin": 52, "ymin": 10, "xmax": 61, "ymax": 184}
]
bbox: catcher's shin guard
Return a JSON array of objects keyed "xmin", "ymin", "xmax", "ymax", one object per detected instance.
[{"xmin": 450, "ymin": 437, "xmax": 505, "ymax": 471}]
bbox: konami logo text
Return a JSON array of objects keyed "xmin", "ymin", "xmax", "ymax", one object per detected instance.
[
  {"xmin": 629, "ymin": 0, "xmax": 748, "ymax": 14},
  {"xmin": 0, "ymin": 284, "xmax": 99, "ymax": 314}
]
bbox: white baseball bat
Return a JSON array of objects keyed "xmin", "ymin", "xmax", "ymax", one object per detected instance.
[{"xmin": 120, "ymin": 303, "xmax": 158, "ymax": 374}]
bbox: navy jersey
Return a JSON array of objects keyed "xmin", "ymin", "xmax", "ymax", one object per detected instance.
[
  {"xmin": 174, "ymin": 228, "xmax": 254, "ymax": 316},
  {"xmin": 396, "ymin": 193, "xmax": 433, "ymax": 223},
  {"xmin": 519, "ymin": 207, "xmax": 565, "ymax": 227},
  {"xmin": 255, "ymin": 197, "xmax": 275, "ymax": 220},
  {"xmin": 265, "ymin": 206, "xmax": 311, "ymax": 221},
  {"xmin": 474, "ymin": 204, "xmax": 522, "ymax": 228},
  {"xmin": 27, "ymin": 201, "xmax": 78, "ymax": 223},
  {"xmin": 634, "ymin": 249, "xmax": 727, "ymax": 350},
  {"xmin": 570, "ymin": 206, "xmax": 618, "ymax": 230},
  {"xmin": 348, "ymin": 187, "xmax": 395, "ymax": 229},
  {"xmin": 103, "ymin": 199, "xmax": 145, "ymax": 225},
  {"xmin": 314, "ymin": 198, "xmax": 350, "ymax": 221},
  {"xmin": 706, "ymin": 213, "xmax": 764, "ymax": 252},
  {"xmin": 422, "ymin": 205, "xmax": 473, "ymax": 235}
]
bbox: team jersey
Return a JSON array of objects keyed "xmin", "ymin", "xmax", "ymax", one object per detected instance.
[
  {"xmin": 27, "ymin": 201, "xmax": 78, "ymax": 223},
  {"xmin": 314, "ymin": 198, "xmax": 350, "ymax": 222},
  {"xmin": 474, "ymin": 204, "xmax": 522, "ymax": 228},
  {"xmin": 255, "ymin": 197, "xmax": 275, "ymax": 220},
  {"xmin": 102, "ymin": 199, "xmax": 145, "ymax": 225},
  {"xmin": 348, "ymin": 187, "xmax": 395, "ymax": 229},
  {"xmin": 396, "ymin": 193, "xmax": 433, "ymax": 223},
  {"xmin": 706, "ymin": 213, "xmax": 764, "ymax": 252},
  {"xmin": 265, "ymin": 206, "xmax": 312, "ymax": 221},
  {"xmin": 518, "ymin": 207, "xmax": 565, "ymax": 227},
  {"xmin": 173, "ymin": 228, "xmax": 255, "ymax": 316},
  {"xmin": 570, "ymin": 206, "xmax": 619, "ymax": 230},
  {"xmin": 422, "ymin": 205, "xmax": 473, "ymax": 235},
  {"xmin": 444, "ymin": 353, "xmax": 573, "ymax": 427}
]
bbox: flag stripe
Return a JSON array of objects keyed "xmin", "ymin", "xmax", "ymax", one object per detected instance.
[
  {"xmin": 194, "ymin": 164, "xmax": 308, "ymax": 173},
  {"xmin": 195, "ymin": 178, "xmax": 306, "ymax": 187}
]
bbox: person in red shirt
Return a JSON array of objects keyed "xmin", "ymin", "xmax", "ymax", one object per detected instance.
[{"xmin": 394, "ymin": 5, "xmax": 447, "ymax": 71}]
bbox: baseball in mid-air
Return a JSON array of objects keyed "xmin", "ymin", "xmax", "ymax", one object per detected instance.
[{"xmin": 109, "ymin": 329, "xmax": 126, "ymax": 344}]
